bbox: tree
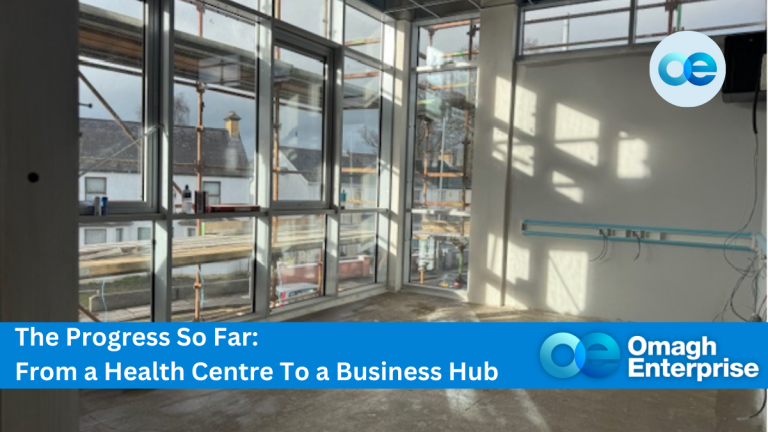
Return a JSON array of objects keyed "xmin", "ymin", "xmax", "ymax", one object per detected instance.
[
  {"xmin": 523, "ymin": 38, "xmax": 539, "ymax": 52},
  {"xmin": 172, "ymin": 95, "xmax": 191, "ymax": 125}
]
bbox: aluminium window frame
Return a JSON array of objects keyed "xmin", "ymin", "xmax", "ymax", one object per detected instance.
[
  {"xmin": 516, "ymin": 0, "xmax": 766, "ymax": 61},
  {"xmin": 80, "ymin": 0, "xmax": 392, "ymax": 323},
  {"xmin": 400, "ymin": 12, "xmax": 479, "ymax": 299},
  {"xmin": 78, "ymin": 0, "xmax": 160, "ymax": 215}
]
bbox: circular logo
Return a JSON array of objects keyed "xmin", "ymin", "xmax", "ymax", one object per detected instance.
[
  {"xmin": 649, "ymin": 31, "xmax": 726, "ymax": 107},
  {"xmin": 540, "ymin": 332, "xmax": 620, "ymax": 379}
]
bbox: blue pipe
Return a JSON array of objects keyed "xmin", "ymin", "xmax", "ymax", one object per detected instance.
[{"xmin": 523, "ymin": 219, "xmax": 753, "ymax": 238}]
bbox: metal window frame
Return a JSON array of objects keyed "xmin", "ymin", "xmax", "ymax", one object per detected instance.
[
  {"xmin": 271, "ymin": 26, "xmax": 339, "ymax": 210},
  {"xmin": 517, "ymin": 0, "xmax": 767, "ymax": 60},
  {"xmin": 81, "ymin": 0, "xmax": 392, "ymax": 322},
  {"xmin": 402, "ymin": 14, "xmax": 479, "ymax": 291}
]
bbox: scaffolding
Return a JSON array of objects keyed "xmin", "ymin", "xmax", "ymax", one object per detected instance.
[{"xmin": 413, "ymin": 20, "xmax": 479, "ymax": 285}]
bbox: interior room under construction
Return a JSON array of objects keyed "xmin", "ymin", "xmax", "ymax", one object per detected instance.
[{"xmin": 0, "ymin": 0, "xmax": 766, "ymax": 430}]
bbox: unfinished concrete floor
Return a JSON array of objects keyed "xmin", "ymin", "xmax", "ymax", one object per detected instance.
[{"xmin": 80, "ymin": 292, "xmax": 765, "ymax": 432}]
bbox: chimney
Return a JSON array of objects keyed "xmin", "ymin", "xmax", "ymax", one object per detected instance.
[{"xmin": 224, "ymin": 111, "xmax": 241, "ymax": 138}]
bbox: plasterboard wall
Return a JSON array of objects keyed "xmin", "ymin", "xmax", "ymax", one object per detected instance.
[{"xmin": 505, "ymin": 53, "xmax": 766, "ymax": 322}]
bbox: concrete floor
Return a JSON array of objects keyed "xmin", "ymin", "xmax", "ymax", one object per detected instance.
[{"xmin": 80, "ymin": 292, "xmax": 765, "ymax": 432}]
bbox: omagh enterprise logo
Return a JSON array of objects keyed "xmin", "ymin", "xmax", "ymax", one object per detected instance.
[
  {"xmin": 540, "ymin": 332, "xmax": 620, "ymax": 379},
  {"xmin": 650, "ymin": 31, "xmax": 726, "ymax": 107}
]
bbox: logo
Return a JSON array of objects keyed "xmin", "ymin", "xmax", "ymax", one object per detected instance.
[
  {"xmin": 649, "ymin": 31, "xmax": 726, "ymax": 107},
  {"xmin": 540, "ymin": 332, "xmax": 620, "ymax": 379}
]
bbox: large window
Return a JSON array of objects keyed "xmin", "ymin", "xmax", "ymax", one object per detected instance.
[
  {"xmin": 521, "ymin": 0, "xmax": 766, "ymax": 55},
  {"xmin": 173, "ymin": 0, "xmax": 257, "ymax": 209},
  {"xmin": 77, "ymin": 0, "xmax": 390, "ymax": 322},
  {"xmin": 273, "ymin": 44, "xmax": 329, "ymax": 203},
  {"xmin": 172, "ymin": 218, "xmax": 254, "ymax": 322},
  {"xmin": 407, "ymin": 18, "xmax": 478, "ymax": 291},
  {"xmin": 79, "ymin": 223, "xmax": 152, "ymax": 322},
  {"xmin": 78, "ymin": 0, "xmax": 149, "ymax": 206}
]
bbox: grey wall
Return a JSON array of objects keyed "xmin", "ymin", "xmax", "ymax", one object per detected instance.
[
  {"xmin": 505, "ymin": 53, "xmax": 766, "ymax": 321},
  {"xmin": 0, "ymin": 0, "xmax": 80, "ymax": 429}
]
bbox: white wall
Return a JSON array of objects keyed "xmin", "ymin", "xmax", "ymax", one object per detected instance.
[{"xmin": 505, "ymin": 53, "xmax": 766, "ymax": 322}]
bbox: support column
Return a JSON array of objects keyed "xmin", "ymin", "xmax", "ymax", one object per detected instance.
[
  {"xmin": 387, "ymin": 20, "xmax": 413, "ymax": 291},
  {"xmin": 467, "ymin": 4, "xmax": 520, "ymax": 306},
  {"xmin": 0, "ymin": 0, "xmax": 79, "ymax": 430}
]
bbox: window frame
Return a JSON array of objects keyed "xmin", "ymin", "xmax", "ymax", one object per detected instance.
[
  {"xmin": 403, "ymin": 14, "xmax": 478, "ymax": 295},
  {"xmin": 78, "ymin": 0, "xmax": 159, "ymax": 215},
  {"xmin": 78, "ymin": 0, "xmax": 393, "ymax": 323},
  {"xmin": 270, "ymin": 28, "xmax": 339, "ymax": 210},
  {"xmin": 517, "ymin": 0, "xmax": 767, "ymax": 59}
]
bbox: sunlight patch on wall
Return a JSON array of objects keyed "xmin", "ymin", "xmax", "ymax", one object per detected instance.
[
  {"xmin": 495, "ymin": 76, "xmax": 512, "ymax": 124},
  {"xmin": 512, "ymin": 138, "xmax": 535, "ymax": 177},
  {"xmin": 492, "ymin": 127, "xmax": 509, "ymax": 163},
  {"xmin": 552, "ymin": 171, "xmax": 584, "ymax": 204},
  {"xmin": 514, "ymin": 85, "xmax": 537, "ymax": 136},
  {"xmin": 555, "ymin": 141, "xmax": 599, "ymax": 166},
  {"xmin": 555, "ymin": 103, "xmax": 599, "ymax": 141},
  {"xmin": 546, "ymin": 250, "xmax": 588, "ymax": 316},
  {"xmin": 617, "ymin": 137, "xmax": 650, "ymax": 179},
  {"xmin": 508, "ymin": 242, "xmax": 530, "ymax": 283}
]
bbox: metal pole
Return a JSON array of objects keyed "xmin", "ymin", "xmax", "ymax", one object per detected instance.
[{"xmin": 193, "ymin": 1, "xmax": 206, "ymax": 322}]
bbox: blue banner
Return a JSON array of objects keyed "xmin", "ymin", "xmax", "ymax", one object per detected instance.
[{"xmin": 1, "ymin": 323, "xmax": 766, "ymax": 389}]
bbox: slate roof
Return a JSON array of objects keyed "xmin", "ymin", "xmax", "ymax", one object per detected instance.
[{"xmin": 79, "ymin": 118, "xmax": 250, "ymax": 177}]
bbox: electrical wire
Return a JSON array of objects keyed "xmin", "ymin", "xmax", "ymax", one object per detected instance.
[
  {"xmin": 738, "ymin": 389, "xmax": 767, "ymax": 421},
  {"xmin": 590, "ymin": 232, "xmax": 609, "ymax": 262},
  {"xmin": 722, "ymin": 63, "xmax": 762, "ymax": 274},
  {"xmin": 632, "ymin": 231, "xmax": 642, "ymax": 261},
  {"xmin": 716, "ymin": 253, "xmax": 760, "ymax": 322}
]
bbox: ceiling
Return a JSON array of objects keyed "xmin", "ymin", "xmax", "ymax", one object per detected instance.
[{"xmin": 360, "ymin": 0, "xmax": 518, "ymax": 21}]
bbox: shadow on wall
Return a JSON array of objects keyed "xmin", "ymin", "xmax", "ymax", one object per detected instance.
[{"xmin": 504, "ymin": 55, "xmax": 765, "ymax": 322}]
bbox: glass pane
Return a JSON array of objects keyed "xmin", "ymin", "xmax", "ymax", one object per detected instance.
[
  {"xmin": 523, "ymin": 0, "xmax": 630, "ymax": 54},
  {"xmin": 78, "ymin": 0, "xmax": 146, "ymax": 203},
  {"xmin": 273, "ymin": 46, "xmax": 327, "ymax": 202},
  {"xmin": 343, "ymin": 58, "xmax": 381, "ymax": 209},
  {"xmin": 636, "ymin": 0, "xmax": 766, "ymax": 43},
  {"xmin": 418, "ymin": 19, "xmax": 480, "ymax": 67},
  {"xmin": 172, "ymin": 218, "xmax": 254, "ymax": 322},
  {"xmin": 409, "ymin": 214, "xmax": 469, "ymax": 291},
  {"xmin": 345, "ymin": 6, "xmax": 382, "ymax": 59},
  {"xmin": 339, "ymin": 212, "xmax": 377, "ymax": 291},
  {"xmin": 173, "ymin": 1, "xmax": 257, "ymax": 211},
  {"xmin": 79, "ymin": 223, "xmax": 153, "ymax": 322},
  {"xmin": 276, "ymin": 0, "xmax": 329, "ymax": 38},
  {"xmin": 272, "ymin": 215, "xmax": 326, "ymax": 308},
  {"xmin": 229, "ymin": 0, "xmax": 271, "ymax": 14},
  {"xmin": 413, "ymin": 70, "xmax": 476, "ymax": 211}
]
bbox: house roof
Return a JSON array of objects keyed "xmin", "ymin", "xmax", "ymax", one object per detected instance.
[{"xmin": 80, "ymin": 118, "xmax": 251, "ymax": 178}]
